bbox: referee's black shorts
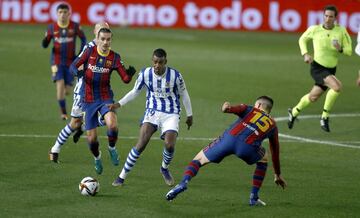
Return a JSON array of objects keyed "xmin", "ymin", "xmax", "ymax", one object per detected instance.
[{"xmin": 310, "ymin": 61, "xmax": 336, "ymax": 91}]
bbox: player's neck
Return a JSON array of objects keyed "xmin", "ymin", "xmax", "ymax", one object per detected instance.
[
  {"xmin": 323, "ymin": 23, "xmax": 334, "ymax": 30},
  {"xmin": 97, "ymin": 46, "xmax": 110, "ymax": 57},
  {"xmin": 57, "ymin": 20, "xmax": 69, "ymax": 28}
]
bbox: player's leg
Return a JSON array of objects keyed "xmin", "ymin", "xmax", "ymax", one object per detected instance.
[
  {"xmin": 49, "ymin": 117, "xmax": 82, "ymax": 163},
  {"xmin": 249, "ymin": 148, "xmax": 268, "ymax": 206},
  {"xmin": 320, "ymin": 75, "xmax": 342, "ymax": 132},
  {"xmin": 160, "ymin": 113, "xmax": 180, "ymax": 186},
  {"xmin": 56, "ymin": 79, "xmax": 68, "ymax": 120},
  {"xmin": 112, "ymin": 123, "xmax": 157, "ymax": 186},
  {"xmin": 87, "ymin": 128, "xmax": 103, "ymax": 174},
  {"xmin": 166, "ymin": 135, "xmax": 232, "ymax": 201},
  {"xmin": 103, "ymin": 111, "xmax": 120, "ymax": 166}
]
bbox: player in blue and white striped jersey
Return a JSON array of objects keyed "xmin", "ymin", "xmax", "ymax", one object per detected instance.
[
  {"xmin": 49, "ymin": 22, "xmax": 108, "ymax": 163},
  {"xmin": 109, "ymin": 48, "xmax": 193, "ymax": 187}
]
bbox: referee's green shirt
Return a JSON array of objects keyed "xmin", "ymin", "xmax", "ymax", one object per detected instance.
[{"xmin": 299, "ymin": 24, "xmax": 352, "ymax": 68}]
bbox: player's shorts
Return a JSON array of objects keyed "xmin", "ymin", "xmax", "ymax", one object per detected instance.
[
  {"xmin": 51, "ymin": 65, "xmax": 74, "ymax": 86},
  {"xmin": 203, "ymin": 132, "xmax": 266, "ymax": 165},
  {"xmin": 71, "ymin": 92, "xmax": 83, "ymax": 118},
  {"xmin": 141, "ymin": 109, "xmax": 180, "ymax": 139},
  {"xmin": 310, "ymin": 61, "xmax": 336, "ymax": 91},
  {"xmin": 83, "ymin": 100, "xmax": 114, "ymax": 130}
]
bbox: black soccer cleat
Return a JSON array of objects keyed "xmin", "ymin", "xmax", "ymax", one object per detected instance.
[
  {"xmin": 320, "ymin": 117, "xmax": 330, "ymax": 132},
  {"xmin": 73, "ymin": 129, "xmax": 84, "ymax": 143},
  {"xmin": 49, "ymin": 152, "xmax": 59, "ymax": 163},
  {"xmin": 287, "ymin": 108, "xmax": 297, "ymax": 129}
]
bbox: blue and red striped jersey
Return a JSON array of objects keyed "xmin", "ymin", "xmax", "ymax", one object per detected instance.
[
  {"xmin": 43, "ymin": 21, "xmax": 86, "ymax": 66},
  {"xmin": 70, "ymin": 46, "xmax": 131, "ymax": 103},
  {"xmin": 225, "ymin": 104, "xmax": 280, "ymax": 174}
]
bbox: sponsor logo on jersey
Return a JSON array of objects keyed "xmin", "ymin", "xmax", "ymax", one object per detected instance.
[
  {"xmin": 88, "ymin": 63, "xmax": 110, "ymax": 73},
  {"xmin": 54, "ymin": 37, "xmax": 74, "ymax": 43}
]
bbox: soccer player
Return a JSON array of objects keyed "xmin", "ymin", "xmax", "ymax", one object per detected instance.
[
  {"xmin": 166, "ymin": 96, "xmax": 287, "ymax": 206},
  {"xmin": 110, "ymin": 48, "xmax": 193, "ymax": 187},
  {"xmin": 70, "ymin": 28, "xmax": 136, "ymax": 174},
  {"xmin": 288, "ymin": 5, "xmax": 352, "ymax": 132},
  {"xmin": 42, "ymin": 3, "xmax": 86, "ymax": 120},
  {"xmin": 49, "ymin": 22, "xmax": 109, "ymax": 163},
  {"xmin": 356, "ymin": 30, "xmax": 360, "ymax": 87}
]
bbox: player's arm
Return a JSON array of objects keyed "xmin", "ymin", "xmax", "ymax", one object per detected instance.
[
  {"xmin": 107, "ymin": 72, "xmax": 143, "ymax": 111},
  {"xmin": 340, "ymin": 27, "xmax": 352, "ymax": 56},
  {"xmin": 76, "ymin": 24, "xmax": 87, "ymax": 52},
  {"xmin": 222, "ymin": 102, "xmax": 247, "ymax": 116},
  {"xmin": 114, "ymin": 55, "xmax": 136, "ymax": 84},
  {"xmin": 299, "ymin": 26, "xmax": 315, "ymax": 63},
  {"xmin": 42, "ymin": 25, "xmax": 52, "ymax": 48},
  {"xmin": 70, "ymin": 47, "xmax": 90, "ymax": 77},
  {"xmin": 177, "ymin": 74, "xmax": 193, "ymax": 129},
  {"xmin": 268, "ymin": 127, "xmax": 287, "ymax": 189}
]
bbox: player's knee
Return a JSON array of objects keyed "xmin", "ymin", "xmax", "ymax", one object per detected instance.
[
  {"xmin": 70, "ymin": 118, "xmax": 82, "ymax": 129},
  {"xmin": 333, "ymin": 83, "xmax": 342, "ymax": 92},
  {"xmin": 309, "ymin": 95, "xmax": 319, "ymax": 102}
]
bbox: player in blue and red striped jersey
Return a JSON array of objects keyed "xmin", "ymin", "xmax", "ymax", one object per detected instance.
[
  {"xmin": 42, "ymin": 3, "xmax": 86, "ymax": 120},
  {"xmin": 166, "ymin": 96, "xmax": 287, "ymax": 206},
  {"xmin": 70, "ymin": 27, "xmax": 136, "ymax": 174}
]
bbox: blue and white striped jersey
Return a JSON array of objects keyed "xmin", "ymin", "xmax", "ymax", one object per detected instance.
[{"xmin": 120, "ymin": 66, "xmax": 192, "ymax": 115}]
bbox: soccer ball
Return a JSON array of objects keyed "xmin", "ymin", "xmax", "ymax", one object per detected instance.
[{"xmin": 79, "ymin": 177, "xmax": 99, "ymax": 196}]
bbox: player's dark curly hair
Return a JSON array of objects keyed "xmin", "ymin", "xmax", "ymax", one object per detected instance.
[
  {"xmin": 324, "ymin": 5, "xmax": 338, "ymax": 17},
  {"xmin": 153, "ymin": 48, "xmax": 167, "ymax": 58}
]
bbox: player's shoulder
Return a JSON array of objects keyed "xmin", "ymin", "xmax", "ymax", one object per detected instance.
[{"xmin": 334, "ymin": 24, "xmax": 348, "ymax": 32}]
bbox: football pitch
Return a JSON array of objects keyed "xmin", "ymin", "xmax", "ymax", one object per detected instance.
[{"xmin": 0, "ymin": 23, "xmax": 359, "ymax": 217}]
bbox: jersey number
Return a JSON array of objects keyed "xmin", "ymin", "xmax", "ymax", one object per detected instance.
[{"xmin": 249, "ymin": 111, "xmax": 273, "ymax": 133}]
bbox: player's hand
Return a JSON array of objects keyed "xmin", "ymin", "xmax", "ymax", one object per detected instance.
[
  {"xmin": 303, "ymin": 54, "xmax": 313, "ymax": 64},
  {"xmin": 332, "ymin": 39, "xmax": 342, "ymax": 52},
  {"xmin": 274, "ymin": 174, "xmax": 287, "ymax": 189},
  {"xmin": 186, "ymin": 116, "xmax": 193, "ymax": 130},
  {"xmin": 126, "ymin": 65, "xmax": 136, "ymax": 77},
  {"xmin": 107, "ymin": 103, "xmax": 121, "ymax": 111},
  {"xmin": 222, "ymin": 102, "xmax": 231, "ymax": 112}
]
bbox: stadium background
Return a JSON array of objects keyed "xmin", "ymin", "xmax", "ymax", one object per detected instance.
[{"xmin": 0, "ymin": 0, "xmax": 359, "ymax": 217}]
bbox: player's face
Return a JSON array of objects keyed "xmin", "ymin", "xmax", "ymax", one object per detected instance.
[
  {"xmin": 97, "ymin": 32, "xmax": 112, "ymax": 53},
  {"xmin": 323, "ymin": 10, "xmax": 336, "ymax": 28},
  {"xmin": 57, "ymin": 9, "xmax": 70, "ymax": 23},
  {"xmin": 152, "ymin": 55, "xmax": 167, "ymax": 75}
]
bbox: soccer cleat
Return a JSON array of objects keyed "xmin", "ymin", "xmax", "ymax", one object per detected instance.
[
  {"xmin": 287, "ymin": 108, "xmax": 297, "ymax": 129},
  {"xmin": 166, "ymin": 183, "xmax": 187, "ymax": 201},
  {"xmin": 249, "ymin": 193, "xmax": 266, "ymax": 206},
  {"xmin": 94, "ymin": 159, "xmax": 103, "ymax": 175},
  {"xmin": 160, "ymin": 167, "xmax": 175, "ymax": 186},
  {"xmin": 73, "ymin": 129, "xmax": 84, "ymax": 143},
  {"xmin": 61, "ymin": 114, "xmax": 68, "ymax": 120},
  {"xmin": 108, "ymin": 148, "xmax": 120, "ymax": 166},
  {"xmin": 320, "ymin": 117, "xmax": 330, "ymax": 132},
  {"xmin": 112, "ymin": 177, "xmax": 124, "ymax": 187},
  {"xmin": 249, "ymin": 198, "xmax": 267, "ymax": 206},
  {"xmin": 49, "ymin": 152, "xmax": 59, "ymax": 163}
]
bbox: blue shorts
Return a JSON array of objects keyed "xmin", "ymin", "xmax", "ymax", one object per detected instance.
[
  {"xmin": 203, "ymin": 132, "xmax": 265, "ymax": 165},
  {"xmin": 83, "ymin": 100, "xmax": 113, "ymax": 130},
  {"xmin": 52, "ymin": 65, "xmax": 74, "ymax": 86}
]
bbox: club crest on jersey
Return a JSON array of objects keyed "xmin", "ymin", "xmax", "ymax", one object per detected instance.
[
  {"xmin": 68, "ymin": 29, "xmax": 74, "ymax": 35},
  {"xmin": 106, "ymin": 60, "xmax": 112, "ymax": 68}
]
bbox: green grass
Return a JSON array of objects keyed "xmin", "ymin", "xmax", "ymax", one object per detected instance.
[{"xmin": 0, "ymin": 23, "xmax": 359, "ymax": 217}]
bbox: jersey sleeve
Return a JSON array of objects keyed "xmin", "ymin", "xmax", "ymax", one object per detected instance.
[
  {"xmin": 177, "ymin": 73, "xmax": 193, "ymax": 116},
  {"xmin": 299, "ymin": 25, "xmax": 315, "ymax": 56},
  {"xmin": 114, "ymin": 54, "xmax": 131, "ymax": 84},
  {"xmin": 42, "ymin": 24, "xmax": 53, "ymax": 48},
  {"xmin": 225, "ymin": 104, "xmax": 248, "ymax": 117},
  {"xmin": 76, "ymin": 23, "xmax": 87, "ymax": 52},
  {"xmin": 70, "ymin": 47, "xmax": 91, "ymax": 76},
  {"xmin": 118, "ymin": 72, "xmax": 144, "ymax": 106},
  {"xmin": 268, "ymin": 126, "xmax": 281, "ymax": 175},
  {"xmin": 341, "ymin": 27, "xmax": 352, "ymax": 56}
]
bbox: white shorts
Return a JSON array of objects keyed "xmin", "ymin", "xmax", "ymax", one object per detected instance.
[{"xmin": 142, "ymin": 109, "xmax": 180, "ymax": 138}]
